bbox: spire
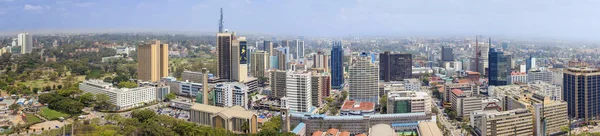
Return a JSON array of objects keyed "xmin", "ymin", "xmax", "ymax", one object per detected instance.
[{"xmin": 219, "ymin": 8, "xmax": 224, "ymax": 33}]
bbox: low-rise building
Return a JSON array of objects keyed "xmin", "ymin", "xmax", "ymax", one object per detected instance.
[
  {"xmin": 450, "ymin": 89, "xmax": 482, "ymax": 119},
  {"xmin": 387, "ymin": 91, "xmax": 432, "ymax": 115},
  {"xmin": 340, "ymin": 100, "xmax": 375, "ymax": 116},
  {"xmin": 510, "ymin": 71, "xmax": 527, "ymax": 84},
  {"xmin": 528, "ymin": 81, "xmax": 562, "ymax": 101},
  {"xmin": 403, "ymin": 78, "xmax": 421, "ymax": 91},
  {"xmin": 79, "ymin": 80, "xmax": 157, "ymax": 110},
  {"xmin": 443, "ymin": 82, "xmax": 479, "ymax": 103},
  {"xmin": 213, "ymin": 82, "xmax": 249, "ymax": 109},
  {"xmin": 189, "ymin": 104, "xmax": 257, "ymax": 134},
  {"xmin": 470, "ymin": 109, "xmax": 533, "ymax": 136},
  {"xmin": 417, "ymin": 122, "xmax": 442, "ymax": 136}
]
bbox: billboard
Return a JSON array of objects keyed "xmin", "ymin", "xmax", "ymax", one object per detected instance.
[{"xmin": 240, "ymin": 41, "xmax": 247, "ymax": 64}]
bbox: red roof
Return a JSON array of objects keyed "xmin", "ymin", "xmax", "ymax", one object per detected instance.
[
  {"xmin": 467, "ymin": 71, "xmax": 480, "ymax": 75},
  {"xmin": 451, "ymin": 89, "xmax": 463, "ymax": 95},
  {"xmin": 339, "ymin": 131, "xmax": 351, "ymax": 136},
  {"xmin": 312, "ymin": 131, "xmax": 324, "ymax": 136},
  {"xmin": 327, "ymin": 128, "xmax": 339, "ymax": 135},
  {"xmin": 458, "ymin": 79, "xmax": 471, "ymax": 84},
  {"xmin": 341, "ymin": 101, "xmax": 375, "ymax": 111},
  {"xmin": 511, "ymin": 71, "xmax": 526, "ymax": 75}
]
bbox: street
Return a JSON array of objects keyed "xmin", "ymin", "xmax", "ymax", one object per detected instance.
[{"xmin": 433, "ymin": 99, "xmax": 463, "ymax": 136}]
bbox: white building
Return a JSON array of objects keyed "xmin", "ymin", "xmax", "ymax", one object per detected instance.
[
  {"xmin": 387, "ymin": 91, "xmax": 432, "ymax": 115},
  {"xmin": 115, "ymin": 46, "xmax": 131, "ymax": 56},
  {"xmin": 510, "ymin": 71, "xmax": 527, "ymax": 84},
  {"xmin": 79, "ymin": 80, "xmax": 157, "ymax": 110},
  {"xmin": 286, "ymin": 71, "xmax": 312, "ymax": 113},
  {"xmin": 528, "ymin": 81, "xmax": 562, "ymax": 101},
  {"xmin": 470, "ymin": 109, "xmax": 533, "ymax": 136},
  {"xmin": 527, "ymin": 69, "xmax": 553, "ymax": 84},
  {"xmin": 17, "ymin": 33, "xmax": 32, "ymax": 54},
  {"xmin": 403, "ymin": 79, "xmax": 421, "ymax": 91},
  {"xmin": 349, "ymin": 53, "xmax": 379, "ymax": 103},
  {"xmin": 213, "ymin": 82, "xmax": 249, "ymax": 109}
]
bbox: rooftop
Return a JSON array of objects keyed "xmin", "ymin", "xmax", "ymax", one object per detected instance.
[
  {"xmin": 341, "ymin": 101, "xmax": 375, "ymax": 112},
  {"xmin": 190, "ymin": 104, "xmax": 255, "ymax": 119},
  {"xmin": 451, "ymin": 89, "xmax": 463, "ymax": 95},
  {"xmin": 370, "ymin": 124, "xmax": 395, "ymax": 136},
  {"xmin": 418, "ymin": 122, "xmax": 443, "ymax": 136}
]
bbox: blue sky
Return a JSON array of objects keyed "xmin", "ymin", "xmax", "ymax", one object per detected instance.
[{"xmin": 1, "ymin": 0, "xmax": 599, "ymax": 40}]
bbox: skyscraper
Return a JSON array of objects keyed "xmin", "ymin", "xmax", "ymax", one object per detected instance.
[
  {"xmin": 298, "ymin": 40, "xmax": 305, "ymax": 60},
  {"xmin": 231, "ymin": 36, "xmax": 248, "ymax": 82},
  {"xmin": 441, "ymin": 46, "xmax": 454, "ymax": 62},
  {"xmin": 18, "ymin": 33, "xmax": 32, "ymax": 54},
  {"xmin": 263, "ymin": 41, "xmax": 273, "ymax": 56},
  {"xmin": 526, "ymin": 56, "xmax": 536, "ymax": 73},
  {"xmin": 270, "ymin": 70, "xmax": 287, "ymax": 98},
  {"xmin": 312, "ymin": 52, "xmax": 329, "ymax": 71},
  {"xmin": 331, "ymin": 41, "xmax": 344, "ymax": 89},
  {"xmin": 251, "ymin": 51, "xmax": 268, "ymax": 78},
  {"xmin": 379, "ymin": 51, "xmax": 412, "ymax": 82},
  {"xmin": 217, "ymin": 32, "xmax": 233, "ymax": 81},
  {"xmin": 563, "ymin": 67, "xmax": 600, "ymax": 122},
  {"xmin": 488, "ymin": 48, "xmax": 511, "ymax": 86},
  {"xmin": 277, "ymin": 50, "xmax": 287, "ymax": 70},
  {"xmin": 311, "ymin": 74, "xmax": 323, "ymax": 107},
  {"xmin": 348, "ymin": 53, "xmax": 379, "ymax": 103},
  {"xmin": 289, "ymin": 40, "xmax": 298, "ymax": 60},
  {"xmin": 137, "ymin": 40, "xmax": 169, "ymax": 82},
  {"xmin": 286, "ymin": 71, "xmax": 312, "ymax": 112}
]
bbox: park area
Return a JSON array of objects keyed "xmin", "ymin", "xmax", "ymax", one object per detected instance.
[
  {"xmin": 25, "ymin": 113, "xmax": 42, "ymax": 125},
  {"xmin": 40, "ymin": 107, "xmax": 70, "ymax": 120}
]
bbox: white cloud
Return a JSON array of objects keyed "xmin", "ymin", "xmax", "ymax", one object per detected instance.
[
  {"xmin": 24, "ymin": 5, "xmax": 43, "ymax": 10},
  {"xmin": 74, "ymin": 2, "xmax": 95, "ymax": 7}
]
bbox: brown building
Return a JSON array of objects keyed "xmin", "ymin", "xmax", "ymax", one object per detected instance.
[
  {"xmin": 217, "ymin": 32, "xmax": 233, "ymax": 81},
  {"xmin": 137, "ymin": 40, "xmax": 169, "ymax": 82}
]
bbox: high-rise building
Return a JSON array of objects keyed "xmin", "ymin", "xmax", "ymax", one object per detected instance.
[
  {"xmin": 231, "ymin": 36, "xmax": 248, "ymax": 82},
  {"xmin": 312, "ymin": 52, "xmax": 329, "ymax": 71},
  {"xmin": 379, "ymin": 51, "xmax": 412, "ymax": 82},
  {"xmin": 526, "ymin": 56, "xmax": 536, "ymax": 73},
  {"xmin": 137, "ymin": 40, "xmax": 169, "ymax": 82},
  {"xmin": 298, "ymin": 40, "xmax": 305, "ymax": 60},
  {"xmin": 251, "ymin": 51, "xmax": 268, "ymax": 78},
  {"xmin": 488, "ymin": 48, "xmax": 511, "ymax": 86},
  {"xmin": 17, "ymin": 33, "xmax": 32, "ymax": 54},
  {"xmin": 286, "ymin": 71, "xmax": 312, "ymax": 112},
  {"xmin": 263, "ymin": 41, "xmax": 273, "ymax": 56},
  {"xmin": 281, "ymin": 40, "xmax": 289, "ymax": 48},
  {"xmin": 320, "ymin": 74, "xmax": 331, "ymax": 97},
  {"xmin": 348, "ymin": 53, "xmax": 379, "ymax": 103},
  {"xmin": 289, "ymin": 40, "xmax": 299, "ymax": 60},
  {"xmin": 470, "ymin": 109, "xmax": 533, "ymax": 136},
  {"xmin": 217, "ymin": 32, "xmax": 233, "ymax": 80},
  {"xmin": 331, "ymin": 41, "xmax": 344, "ymax": 89},
  {"xmin": 277, "ymin": 50, "xmax": 287, "ymax": 70},
  {"xmin": 563, "ymin": 67, "xmax": 600, "ymax": 122},
  {"xmin": 213, "ymin": 82, "xmax": 249, "ymax": 109},
  {"xmin": 441, "ymin": 46, "xmax": 454, "ymax": 62},
  {"xmin": 270, "ymin": 70, "xmax": 287, "ymax": 98},
  {"xmin": 311, "ymin": 74, "xmax": 323, "ymax": 107}
]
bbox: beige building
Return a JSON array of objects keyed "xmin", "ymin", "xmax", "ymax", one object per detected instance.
[
  {"xmin": 311, "ymin": 74, "xmax": 323, "ymax": 107},
  {"xmin": 231, "ymin": 37, "xmax": 248, "ymax": 82},
  {"xmin": 470, "ymin": 109, "xmax": 533, "ymax": 136},
  {"xmin": 387, "ymin": 91, "xmax": 432, "ymax": 115},
  {"xmin": 250, "ymin": 51, "xmax": 268, "ymax": 78},
  {"xmin": 270, "ymin": 70, "xmax": 287, "ymax": 98},
  {"xmin": 514, "ymin": 93, "xmax": 569, "ymax": 136},
  {"xmin": 450, "ymin": 89, "xmax": 482, "ymax": 119},
  {"xmin": 443, "ymin": 82, "xmax": 479, "ymax": 103},
  {"xmin": 189, "ymin": 104, "xmax": 257, "ymax": 134},
  {"xmin": 137, "ymin": 40, "xmax": 169, "ymax": 82},
  {"xmin": 348, "ymin": 54, "xmax": 379, "ymax": 103},
  {"xmin": 417, "ymin": 122, "xmax": 442, "ymax": 136}
]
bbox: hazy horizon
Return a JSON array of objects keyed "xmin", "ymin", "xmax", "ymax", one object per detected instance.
[{"xmin": 1, "ymin": 0, "xmax": 600, "ymax": 42}]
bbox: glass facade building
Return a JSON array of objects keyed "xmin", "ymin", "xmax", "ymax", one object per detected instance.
[
  {"xmin": 331, "ymin": 41, "xmax": 344, "ymax": 89},
  {"xmin": 563, "ymin": 67, "xmax": 600, "ymax": 122},
  {"xmin": 488, "ymin": 48, "xmax": 511, "ymax": 86},
  {"xmin": 379, "ymin": 51, "xmax": 412, "ymax": 82}
]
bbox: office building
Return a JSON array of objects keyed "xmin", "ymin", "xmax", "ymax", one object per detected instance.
[
  {"xmin": 18, "ymin": 33, "xmax": 33, "ymax": 54},
  {"xmin": 217, "ymin": 32, "xmax": 233, "ymax": 80},
  {"xmin": 528, "ymin": 81, "xmax": 562, "ymax": 101},
  {"xmin": 387, "ymin": 91, "xmax": 432, "ymax": 115},
  {"xmin": 451, "ymin": 89, "xmax": 482, "ymax": 119},
  {"xmin": 379, "ymin": 51, "xmax": 412, "ymax": 82},
  {"xmin": 250, "ymin": 51, "xmax": 268, "ymax": 78},
  {"xmin": 178, "ymin": 81, "xmax": 203, "ymax": 96},
  {"xmin": 311, "ymin": 74, "xmax": 323, "ymax": 107},
  {"xmin": 348, "ymin": 53, "xmax": 379, "ymax": 103},
  {"xmin": 286, "ymin": 71, "xmax": 312, "ymax": 112},
  {"xmin": 79, "ymin": 80, "xmax": 157, "ymax": 110},
  {"xmin": 331, "ymin": 41, "xmax": 344, "ymax": 89},
  {"xmin": 470, "ymin": 109, "xmax": 533, "ymax": 136},
  {"xmin": 231, "ymin": 37, "xmax": 248, "ymax": 82},
  {"xmin": 312, "ymin": 52, "xmax": 329, "ymax": 71},
  {"xmin": 526, "ymin": 56, "xmax": 536, "ymax": 73},
  {"xmin": 510, "ymin": 71, "xmax": 527, "ymax": 84},
  {"xmin": 527, "ymin": 69, "xmax": 554, "ymax": 84},
  {"xmin": 138, "ymin": 40, "xmax": 169, "ymax": 82},
  {"xmin": 320, "ymin": 74, "xmax": 331, "ymax": 97},
  {"xmin": 213, "ymin": 82, "xmax": 249, "ymax": 109},
  {"xmin": 181, "ymin": 71, "xmax": 205, "ymax": 83},
  {"xmin": 404, "ymin": 78, "xmax": 421, "ymax": 91},
  {"xmin": 443, "ymin": 82, "xmax": 479, "ymax": 103},
  {"xmin": 263, "ymin": 41, "xmax": 273, "ymax": 56},
  {"xmin": 190, "ymin": 104, "xmax": 257, "ymax": 134},
  {"xmin": 563, "ymin": 67, "xmax": 600, "ymax": 121},
  {"xmin": 488, "ymin": 48, "xmax": 511, "ymax": 86},
  {"xmin": 509, "ymin": 93, "xmax": 569, "ymax": 136},
  {"xmin": 441, "ymin": 46, "xmax": 454, "ymax": 62},
  {"xmin": 270, "ymin": 70, "xmax": 287, "ymax": 98}
]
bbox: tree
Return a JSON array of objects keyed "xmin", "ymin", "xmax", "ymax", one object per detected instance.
[
  {"xmin": 166, "ymin": 93, "xmax": 176, "ymax": 101},
  {"xmin": 561, "ymin": 125, "xmax": 571, "ymax": 136},
  {"xmin": 95, "ymin": 94, "xmax": 115, "ymax": 111},
  {"xmin": 117, "ymin": 81, "xmax": 137, "ymax": 88},
  {"xmin": 379, "ymin": 94, "xmax": 387, "ymax": 114},
  {"xmin": 103, "ymin": 77, "xmax": 113, "ymax": 83},
  {"xmin": 241, "ymin": 120, "xmax": 250, "ymax": 134},
  {"xmin": 33, "ymin": 87, "xmax": 40, "ymax": 94},
  {"xmin": 49, "ymin": 99, "xmax": 84, "ymax": 114},
  {"xmin": 44, "ymin": 85, "xmax": 51, "ymax": 92},
  {"xmin": 39, "ymin": 93, "xmax": 63, "ymax": 104},
  {"xmin": 9, "ymin": 103, "xmax": 20, "ymax": 113},
  {"xmin": 131, "ymin": 109, "xmax": 156, "ymax": 123},
  {"xmin": 78, "ymin": 92, "xmax": 95, "ymax": 107}
]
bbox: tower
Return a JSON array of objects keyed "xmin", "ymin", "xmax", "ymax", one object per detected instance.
[
  {"xmin": 331, "ymin": 41, "xmax": 344, "ymax": 89},
  {"xmin": 219, "ymin": 8, "xmax": 224, "ymax": 33},
  {"xmin": 217, "ymin": 32, "xmax": 233, "ymax": 81},
  {"xmin": 349, "ymin": 52, "xmax": 379, "ymax": 103},
  {"xmin": 137, "ymin": 40, "xmax": 169, "ymax": 82}
]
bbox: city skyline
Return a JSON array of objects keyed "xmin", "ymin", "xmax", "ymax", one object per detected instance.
[{"xmin": 1, "ymin": 0, "xmax": 600, "ymax": 41}]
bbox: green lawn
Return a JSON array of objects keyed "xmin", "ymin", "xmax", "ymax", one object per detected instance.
[
  {"xmin": 40, "ymin": 107, "xmax": 70, "ymax": 120},
  {"xmin": 25, "ymin": 113, "xmax": 42, "ymax": 125}
]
